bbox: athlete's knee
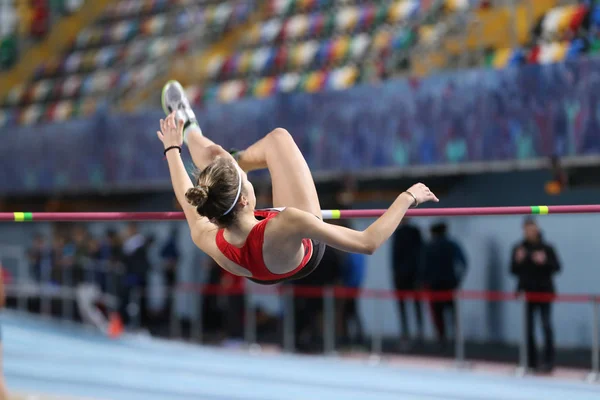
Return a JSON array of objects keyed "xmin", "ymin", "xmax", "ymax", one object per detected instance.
[{"xmin": 268, "ymin": 128, "xmax": 294, "ymax": 144}]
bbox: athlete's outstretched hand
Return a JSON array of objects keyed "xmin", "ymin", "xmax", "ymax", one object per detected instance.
[
  {"xmin": 157, "ymin": 111, "xmax": 184, "ymax": 149},
  {"xmin": 405, "ymin": 183, "xmax": 439, "ymax": 206}
]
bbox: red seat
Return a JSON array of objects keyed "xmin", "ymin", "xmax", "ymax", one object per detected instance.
[{"xmin": 30, "ymin": 0, "xmax": 50, "ymax": 39}]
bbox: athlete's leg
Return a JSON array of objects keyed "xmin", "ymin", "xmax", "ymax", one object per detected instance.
[
  {"xmin": 162, "ymin": 82, "xmax": 320, "ymax": 215},
  {"xmin": 185, "ymin": 125, "xmax": 231, "ymax": 171},
  {"xmin": 161, "ymin": 81, "xmax": 230, "ymax": 170},
  {"xmin": 237, "ymin": 128, "xmax": 321, "ymax": 218}
]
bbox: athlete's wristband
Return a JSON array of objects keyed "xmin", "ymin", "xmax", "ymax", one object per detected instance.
[
  {"xmin": 404, "ymin": 191, "xmax": 418, "ymax": 208},
  {"xmin": 164, "ymin": 146, "xmax": 182, "ymax": 156}
]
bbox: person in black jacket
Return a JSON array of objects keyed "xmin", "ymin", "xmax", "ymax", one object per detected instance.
[
  {"xmin": 391, "ymin": 219, "xmax": 424, "ymax": 341},
  {"xmin": 421, "ymin": 222, "xmax": 468, "ymax": 345},
  {"xmin": 511, "ymin": 217, "xmax": 561, "ymax": 373},
  {"xmin": 288, "ymin": 244, "xmax": 342, "ymax": 352},
  {"xmin": 120, "ymin": 223, "xmax": 151, "ymax": 328}
]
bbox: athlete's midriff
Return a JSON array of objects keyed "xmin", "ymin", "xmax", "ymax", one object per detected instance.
[{"xmin": 215, "ymin": 209, "xmax": 314, "ymax": 282}]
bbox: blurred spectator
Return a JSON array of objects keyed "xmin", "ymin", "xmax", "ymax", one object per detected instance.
[
  {"xmin": 202, "ymin": 259, "xmax": 225, "ymax": 336},
  {"xmin": 98, "ymin": 229, "xmax": 123, "ymax": 296},
  {"xmin": 391, "ymin": 219, "xmax": 424, "ymax": 341},
  {"xmin": 50, "ymin": 233, "xmax": 66, "ymax": 284},
  {"xmin": 289, "ymin": 245, "xmax": 342, "ymax": 352},
  {"xmin": 220, "ymin": 269, "xmax": 245, "ymax": 340},
  {"xmin": 27, "ymin": 232, "xmax": 50, "ymax": 283},
  {"xmin": 60, "ymin": 230, "xmax": 79, "ymax": 286},
  {"xmin": 197, "ymin": 258, "xmax": 246, "ymax": 341},
  {"xmin": 87, "ymin": 237, "xmax": 101, "ymax": 260},
  {"xmin": 156, "ymin": 227, "xmax": 180, "ymax": 331},
  {"xmin": 122, "ymin": 223, "xmax": 149, "ymax": 286},
  {"xmin": 71, "ymin": 226, "xmax": 89, "ymax": 285},
  {"xmin": 102, "ymin": 228, "xmax": 123, "ymax": 264},
  {"xmin": 511, "ymin": 217, "xmax": 561, "ymax": 373},
  {"xmin": 160, "ymin": 227, "xmax": 180, "ymax": 290},
  {"xmin": 421, "ymin": 222, "xmax": 468, "ymax": 345},
  {"xmin": 86, "ymin": 236, "xmax": 108, "ymax": 292},
  {"xmin": 120, "ymin": 223, "xmax": 151, "ymax": 328},
  {"xmin": 339, "ymin": 250, "xmax": 365, "ymax": 346}
]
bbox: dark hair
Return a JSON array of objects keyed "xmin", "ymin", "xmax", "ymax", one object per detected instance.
[
  {"xmin": 523, "ymin": 216, "xmax": 537, "ymax": 226},
  {"xmin": 430, "ymin": 222, "xmax": 447, "ymax": 236},
  {"xmin": 185, "ymin": 157, "xmax": 243, "ymax": 227}
]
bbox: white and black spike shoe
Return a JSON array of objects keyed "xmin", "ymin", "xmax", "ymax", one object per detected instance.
[{"xmin": 161, "ymin": 80, "xmax": 200, "ymax": 141}]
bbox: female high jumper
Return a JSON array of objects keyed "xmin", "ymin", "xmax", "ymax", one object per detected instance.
[{"xmin": 157, "ymin": 81, "xmax": 439, "ymax": 285}]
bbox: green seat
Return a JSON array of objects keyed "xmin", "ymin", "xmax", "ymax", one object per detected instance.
[
  {"xmin": 52, "ymin": 0, "xmax": 83, "ymax": 15},
  {"xmin": 0, "ymin": 35, "xmax": 18, "ymax": 70},
  {"xmin": 50, "ymin": 0, "xmax": 66, "ymax": 13}
]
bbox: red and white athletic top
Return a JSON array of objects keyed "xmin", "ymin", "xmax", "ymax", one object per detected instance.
[{"xmin": 215, "ymin": 209, "xmax": 314, "ymax": 282}]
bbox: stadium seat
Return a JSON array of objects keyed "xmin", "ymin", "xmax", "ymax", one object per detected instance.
[
  {"xmin": 0, "ymin": 35, "xmax": 18, "ymax": 69},
  {"xmin": 484, "ymin": 1, "xmax": 593, "ymax": 71},
  {"xmin": 185, "ymin": 0, "xmax": 489, "ymax": 102},
  {"xmin": 5, "ymin": 0, "xmax": 597, "ymax": 123},
  {"xmin": 1, "ymin": 0, "xmax": 256, "ymax": 125}
]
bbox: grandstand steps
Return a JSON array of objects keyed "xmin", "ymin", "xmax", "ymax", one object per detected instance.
[
  {"xmin": 173, "ymin": 9, "xmax": 270, "ymax": 84},
  {"xmin": 0, "ymin": 0, "xmax": 116, "ymax": 100},
  {"xmin": 411, "ymin": 52, "xmax": 447, "ymax": 76},
  {"xmin": 120, "ymin": 3, "xmax": 268, "ymax": 111},
  {"xmin": 443, "ymin": 0, "xmax": 558, "ymax": 56},
  {"xmin": 410, "ymin": 0, "xmax": 558, "ymax": 75}
]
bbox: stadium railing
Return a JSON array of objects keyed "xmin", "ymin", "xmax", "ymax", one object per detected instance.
[{"xmin": 3, "ymin": 257, "xmax": 599, "ymax": 383}]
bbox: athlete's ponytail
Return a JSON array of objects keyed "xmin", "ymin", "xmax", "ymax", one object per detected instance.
[
  {"xmin": 187, "ymin": 157, "xmax": 243, "ymax": 226},
  {"xmin": 185, "ymin": 186, "xmax": 209, "ymax": 208}
]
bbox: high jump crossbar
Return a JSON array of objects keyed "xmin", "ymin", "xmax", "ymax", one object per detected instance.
[{"xmin": 1, "ymin": 205, "xmax": 599, "ymax": 222}]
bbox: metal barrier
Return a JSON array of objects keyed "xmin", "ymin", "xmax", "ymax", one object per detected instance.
[
  {"xmin": 159, "ymin": 284, "xmax": 599, "ymax": 380},
  {"xmin": 4, "ymin": 268, "xmax": 600, "ymax": 381},
  {"xmin": 4, "ymin": 258, "xmax": 123, "ymax": 326}
]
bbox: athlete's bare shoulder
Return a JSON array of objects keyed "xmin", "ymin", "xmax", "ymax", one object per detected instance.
[{"xmin": 190, "ymin": 217, "xmax": 219, "ymax": 249}]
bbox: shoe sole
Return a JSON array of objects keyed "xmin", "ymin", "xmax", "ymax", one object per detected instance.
[{"xmin": 161, "ymin": 80, "xmax": 181, "ymax": 116}]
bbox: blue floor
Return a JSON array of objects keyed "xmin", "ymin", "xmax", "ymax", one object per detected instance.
[{"xmin": 3, "ymin": 312, "xmax": 600, "ymax": 400}]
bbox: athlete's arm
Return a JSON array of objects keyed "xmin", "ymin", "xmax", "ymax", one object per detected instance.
[
  {"xmin": 284, "ymin": 183, "xmax": 438, "ymax": 255},
  {"xmin": 159, "ymin": 112, "xmax": 206, "ymax": 232}
]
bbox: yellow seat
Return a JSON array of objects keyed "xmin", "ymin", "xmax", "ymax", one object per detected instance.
[
  {"xmin": 443, "ymin": 0, "xmax": 558, "ymax": 55},
  {"xmin": 411, "ymin": 52, "xmax": 447, "ymax": 77},
  {"xmin": 492, "ymin": 48, "xmax": 512, "ymax": 69},
  {"xmin": 15, "ymin": 1, "xmax": 33, "ymax": 37}
]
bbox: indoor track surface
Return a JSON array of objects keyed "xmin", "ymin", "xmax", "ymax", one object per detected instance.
[{"xmin": 3, "ymin": 312, "xmax": 600, "ymax": 400}]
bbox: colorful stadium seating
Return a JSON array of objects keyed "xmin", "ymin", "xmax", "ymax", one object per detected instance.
[
  {"xmin": 0, "ymin": 0, "xmax": 256, "ymax": 126},
  {"xmin": 186, "ymin": 0, "xmax": 600, "ymax": 107},
  {"xmin": 185, "ymin": 0, "xmax": 467, "ymax": 106},
  {"xmin": 0, "ymin": 0, "xmax": 86, "ymax": 70},
  {"xmin": 485, "ymin": 2, "xmax": 595, "ymax": 69},
  {"xmin": 3, "ymin": 0, "xmax": 598, "ymax": 127}
]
